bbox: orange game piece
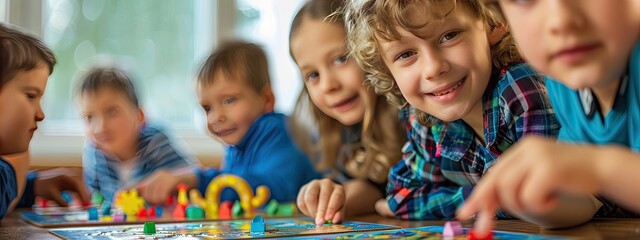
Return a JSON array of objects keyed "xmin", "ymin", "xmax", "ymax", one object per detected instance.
[
  {"xmin": 172, "ymin": 204, "xmax": 186, "ymax": 219},
  {"xmin": 468, "ymin": 230, "xmax": 493, "ymax": 240},
  {"xmin": 219, "ymin": 201, "xmax": 233, "ymax": 219}
]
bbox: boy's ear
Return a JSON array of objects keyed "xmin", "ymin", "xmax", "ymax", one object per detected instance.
[
  {"xmin": 136, "ymin": 107, "xmax": 146, "ymax": 125},
  {"xmin": 262, "ymin": 85, "xmax": 275, "ymax": 113},
  {"xmin": 488, "ymin": 23, "xmax": 508, "ymax": 46}
]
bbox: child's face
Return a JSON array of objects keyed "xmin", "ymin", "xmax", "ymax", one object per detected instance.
[
  {"xmin": 79, "ymin": 89, "xmax": 144, "ymax": 159},
  {"xmin": 498, "ymin": 0, "xmax": 640, "ymax": 90},
  {"xmin": 379, "ymin": 6, "xmax": 498, "ymax": 122},
  {"xmin": 0, "ymin": 65, "xmax": 48, "ymax": 155},
  {"xmin": 290, "ymin": 18, "xmax": 368, "ymax": 126},
  {"xmin": 197, "ymin": 74, "xmax": 271, "ymax": 145}
]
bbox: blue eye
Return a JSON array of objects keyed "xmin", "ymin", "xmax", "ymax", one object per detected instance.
[
  {"xmin": 334, "ymin": 55, "xmax": 348, "ymax": 65},
  {"xmin": 305, "ymin": 72, "xmax": 319, "ymax": 82}
]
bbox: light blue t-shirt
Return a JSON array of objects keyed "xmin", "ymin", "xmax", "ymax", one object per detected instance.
[
  {"xmin": 546, "ymin": 42, "xmax": 640, "ymax": 151},
  {"xmin": 545, "ymin": 42, "xmax": 640, "ymax": 217}
]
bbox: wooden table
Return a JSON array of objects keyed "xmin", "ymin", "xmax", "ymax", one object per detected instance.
[{"xmin": 1, "ymin": 209, "xmax": 640, "ymax": 239}]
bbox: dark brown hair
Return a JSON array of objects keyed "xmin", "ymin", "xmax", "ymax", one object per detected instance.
[
  {"xmin": 197, "ymin": 41, "xmax": 271, "ymax": 92},
  {"xmin": 75, "ymin": 67, "xmax": 140, "ymax": 108},
  {"xmin": 0, "ymin": 23, "xmax": 56, "ymax": 89}
]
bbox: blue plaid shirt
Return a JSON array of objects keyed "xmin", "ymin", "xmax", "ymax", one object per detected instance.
[
  {"xmin": 387, "ymin": 63, "xmax": 561, "ymax": 220},
  {"xmin": 83, "ymin": 122, "xmax": 198, "ymax": 201}
]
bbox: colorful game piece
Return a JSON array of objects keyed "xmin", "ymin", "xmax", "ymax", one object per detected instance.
[
  {"xmin": 250, "ymin": 216, "xmax": 265, "ymax": 233},
  {"xmin": 275, "ymin": 203, "xmax": 297, "ymax": 216},
  {"xmin": 101, "ymin": 201, "xmax": 111, "ymax": 216},
  {"xmin": 87, "ymin": 207, "xmax": 98, "ymax": 221},
  {"xmin": 99, "ymin": 216, "xmax": 112, "ymax": 222},
  {"xmin": 219, "ymin": 201, "xmax": 232, "ymax": 219},
  {"xmin": 61, "ymin": 192, "xmax": 72, "ymax": 204},
  {"xmin": 265, "ymin": 199, "xmax": 279, "ymax": 216},
  {"xmin": 113, "ymin": 212, "xmax": 127, "ymax": 222},
  {"xmin": 177, "ymin": 183, "xmax": 189, "ymax": 207},
  {"xmin": 325, "ymin": 220, "xmax": 333, "ymax": 224},
  {"xmin": 114, "ymin": 189, "xmax": 145, "ymax": 217},
  {"xmin": 143, "ymin": 221, "xmax": 156, "ymax": 234},
  {"xmin": 173, "ymin": 204, "xmax": 186, "ymax": 219},
  {"xmin": 147, "ymin": 206, "xmax": 157, "ymax": 218},
  {"xmin": 137, "ymin": 208, "xmax": 147, "ymax": 218},
  {"xmin": 190, "ymin": 174, "xmax": 270, "ymax": 218},
  {"xmin": 443, "ymin": 221, "xmax": 463, "ymax": 237},
  {"xmin": 232, "ymin": 201, "xmax": 243, "ymax": 218},
  {"xmin": 154, "ymin": 205, "xmax": 163, "ymax": 217},
  {"xmin": 91, "ymin": 192, "xmax": 104, "ymax": 206},
  {"xmin": 38, "ymin": 197, "xmax": 47, "ymax": 208},
  {"xmin": 186, "ymin": 205, "xmax": 205, "ymax": 220},
  {"xmin": 165, "ymin": 195, "xmax": 175, "ymax": 206},
  {"xmin": 469, "ymin": 229, "xmax": 494, "ymax": 240}
]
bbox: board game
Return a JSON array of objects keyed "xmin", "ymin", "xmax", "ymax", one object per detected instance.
[
  {"xmin": 50, "ymin": 218, "xmax": 400, "ymax": 239},
  {"xmin": 293, "ymin": 226, "xmax": 567, "ymax": 239}
]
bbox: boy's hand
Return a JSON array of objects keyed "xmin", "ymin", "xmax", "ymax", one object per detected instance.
[
  {"xmin": 34, "ymin": 168, "xmax": 91, "ymax": 207},
  {"xmin": 129, "ymin": 168, "xmax": 197, "ymax": 205},
  {"xmin": 297, "ymin": 178, "xmax": 345, "ymax": 225},
  {"xmin": 374, "ymin": 198, "xmax": 394, "ymax": 217},
  {"xmin": 457, "ymin": 136, "xmax": 601, "ymax": 237}
]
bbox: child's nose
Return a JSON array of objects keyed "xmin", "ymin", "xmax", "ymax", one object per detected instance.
[
  {"xmin": 320, "ymin": 72, "xmax": 341, "ymax": 93},
  {"xmin": 421, "ymin": 51, "xmax": 449, "ymax": 81},
  {"xmin": 35, "ymin": 105, "xmax": 45, "ymax": 122},
  {"xmin": 547, "ymin": 1, "xmax": 586, "ymax": 35}
]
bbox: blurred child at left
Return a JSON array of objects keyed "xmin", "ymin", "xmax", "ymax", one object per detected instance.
[
  {"xmin": 132, "ymin": 41, "xmax": 321, "ymax": 204},
  {"xmin": 76, "ymin": 67, "xmax": 198, "ymax": 201},
  {"xmin": 0, "ymin": 23, "xmax": 90, "ymax": 219}
]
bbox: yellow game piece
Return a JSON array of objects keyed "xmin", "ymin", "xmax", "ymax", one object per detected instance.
[
  {"xmin": 189, "ymin": 174, "xmax": 270, "ymax": 218},
  {"xmin": 177, "ymin": 183, "xmax": 189, "ymax": 207},
  {"xmin": 115, "ymin": 189, "xmax": 145, "ymax": 217},
  {"xmin": 99, "ymin": 216, "xmax": 113, "ymax": 222}
]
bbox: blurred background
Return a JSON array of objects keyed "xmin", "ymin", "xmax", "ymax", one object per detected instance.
[{"xmin": 1, "ymin": 0, "xmax": 308, "ymax": 167}]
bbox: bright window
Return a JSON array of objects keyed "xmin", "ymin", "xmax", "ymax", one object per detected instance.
[{"xmin": 4, "ymin": 0, "xmax": 306, "ymax": 166}]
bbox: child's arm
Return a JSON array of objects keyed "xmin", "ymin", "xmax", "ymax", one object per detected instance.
[
  {"xmin": 386, "ymin": 125, "xmax": 476, "ymax": 220},
  {"xmin": 133, "ymin": 167, "xmax": 197, "ymax": 205},
  {"xmin": 457, "ymin": 136, "xmax": 640, "ymax": 237},
  {"xmin": 31, "ymin": 168, "xmax": 91, "ymax": 206},
  {"xmin": 0, "ymin": 153, "xmax": 29, "ymax": 218}
]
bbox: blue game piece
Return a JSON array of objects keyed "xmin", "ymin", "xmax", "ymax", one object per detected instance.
[
  {"xmin": 155, "ymin": 206, "xmax": 163, "ymax": 217},
  {"xmin": 88, "ymin": 206, "xmax": 99, "ymax": 221},
  {"xmin": 250, "ymin": 216, "xmax": 265, "ymax": 233},
  {"xmin": 101, "ymin": 201, "xmax": 112, "ymax": 216},
  {"xmin": 61, "ymin": 192, "xmax": 72, "ymax": 204}
]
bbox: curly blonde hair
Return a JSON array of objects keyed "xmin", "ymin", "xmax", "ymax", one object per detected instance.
[
  {"xmin": 344, "ymin": 0, "xmax": 521, "ymax": 126},
  {"xmin": 289, "ymin": 0, "xmax": 405, "ymax": 184}
]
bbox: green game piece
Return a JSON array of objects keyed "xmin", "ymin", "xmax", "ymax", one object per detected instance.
[
  {"xmin": 325, "ymin": 220, "xmax": 333, "ymax": 224},
  {"xmin": 143, "ymin": 222, "xmax": 156, "ymax": 234},
  {"xmin": 186, "ymin": 205, "xmax": 205, "ymax": 220},
  {"xmin": 232, "ymin": 201, "xmax": 243, "ymax": 217},
  {"xmin": 275, "ymin": 203, "xmax": 296, "ymax": 216},
  {"xmin": 265, "ymin": 199, "xmax": 279, "ymax": 216},
  {"xmin": 91, "ymin": 192, "xmax": 104, "ymax": 206}
]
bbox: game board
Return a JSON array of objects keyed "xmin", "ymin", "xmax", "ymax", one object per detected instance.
[
  {"xmin": 291, "ymin": 226, "xmax": 568, "ymax": 239},
  {"xmin": 21, "ymin": 174, "xmax": 298, "ymax": 227},
  {"xmin": 50, "ymin": 218, "xmax": 400, "ymax": 239}
]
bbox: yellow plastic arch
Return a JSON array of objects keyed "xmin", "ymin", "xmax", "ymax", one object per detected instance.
[{"xmin": 190, "ymin": 174, "xmax": 270, "ymax": 218}]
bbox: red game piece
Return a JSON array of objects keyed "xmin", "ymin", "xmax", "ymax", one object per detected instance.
[
  {"xmin": 468, "ymin": 230, "xmax": 493, "ymax": 240},
  {"xmin": 219, "ymin": 201, "xmax": 232, "ymax": 219},
  {"xmin": 82, "ymin": 201, "xmax": 90, "ymax": 209},
  {"xmin": 172, "ymin": 204, "xmax": 186, "ymax": 219},
  {"xmin": 38, "ymin": 197, "xmax": 47, "ymax": 208},
  {"xmin": 166, "ymin": 195, "xmax": 175, "ymax": 206},
  {"xmin": 137, "ymin": 208, "xmax": 147, "ymax": 218},
  {"xmin": 148, "ymin": 206, "xmax": 157, "ymax": 218}
]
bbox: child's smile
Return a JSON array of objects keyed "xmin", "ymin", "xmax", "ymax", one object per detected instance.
[{"xmin": 425, "ymin": 77, "xmax": 466, "ymax": 103}]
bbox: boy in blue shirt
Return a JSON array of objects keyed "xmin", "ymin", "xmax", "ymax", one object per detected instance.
[
  {"xmin": 459, "ymin": 0, "xmax": 640, "ymax": 236},
  {"xmin": 0, "ymin": 23, "xmax": 89, "ymax": 219},
  {"xmin": 134, "ymin": 41, "xmax": 321, "ymax": 204},
  {"xmin": 77, "ymin": 67, "xmax": 198, "ymax": 201}
]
